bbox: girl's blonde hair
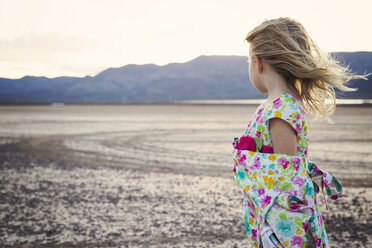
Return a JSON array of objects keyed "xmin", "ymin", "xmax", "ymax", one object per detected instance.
[{"xmin": 245, "ymin": 17, "xmax": 371, "ymax": 124}]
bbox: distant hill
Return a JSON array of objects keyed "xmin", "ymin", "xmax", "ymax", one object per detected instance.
[{"xmin": 0, "ymin": 52, "xmax": 371, "ymax": 103}]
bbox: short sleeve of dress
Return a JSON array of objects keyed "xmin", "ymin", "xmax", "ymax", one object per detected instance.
[{"xmin": 264, "ymin": 94, "xmax": 304, "ymax": 137}]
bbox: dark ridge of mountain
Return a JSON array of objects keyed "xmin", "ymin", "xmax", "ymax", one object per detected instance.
[{"xmin": 0, "ymin": 53, "xmax": 371, "ymax": 103}]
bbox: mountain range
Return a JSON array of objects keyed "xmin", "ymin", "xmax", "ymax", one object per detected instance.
[{"xmin": 0, "ymin": 52, "xmax": 371, "ymax": 103}]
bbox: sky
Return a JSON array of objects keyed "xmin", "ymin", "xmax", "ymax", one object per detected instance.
[{"xmin": 1, "ymin": 0, "xmax": 371, "ymax": 79}]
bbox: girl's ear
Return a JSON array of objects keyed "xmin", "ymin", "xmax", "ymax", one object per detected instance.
[
  {"xmin": 252, "ymin": 55, "xmax": 263, "ymax": 73},
  {"xmin": 257, "ymin": 58, "xmax": 263, "ymax": 73}
]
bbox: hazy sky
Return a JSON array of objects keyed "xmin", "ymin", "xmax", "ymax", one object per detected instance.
[{"xmin": 1, "ymin": 0, "xmax": 371, "ymax": 79}]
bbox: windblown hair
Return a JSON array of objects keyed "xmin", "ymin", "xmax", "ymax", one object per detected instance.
[{"xmin": 245, "ymin": 17, "xmax": 371, "ymax": 124}]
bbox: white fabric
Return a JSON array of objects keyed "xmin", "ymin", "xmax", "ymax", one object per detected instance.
[{"xmin": 260, "ymin": 221, "xmax": 283, "ymax": 248}]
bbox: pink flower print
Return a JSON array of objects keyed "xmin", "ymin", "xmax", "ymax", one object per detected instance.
[
  {"xmin": 286, "ymin": 189, "xmax": 296, "ymax": 196},
  {"xmin": 290, "ymin": 236, "xmax": 304, "ymax": 246},
  {"xmin": 330, "ymin": 195, "xmax": 339, "ymax": 200},
  {"xmin": 250, "ymin": 157, "xmax": 261, "ymax": 170},
  {"xmin": 260, "ymin": 195, "xmax": 272, "ymax": 208},
  {"xmin": 252, "ymin": 229, "xmax": 257, "ymax": 240},
  {"xmin": 257, "ymin": 107, "xmax": 263, "ymax": 116},
  {"xmin": 295, "ymin": 123, "xmax": 301, "ymax": 134},
  {"xmin": 273, "ymin": 186, "xmax": 282, "ymax": 193},
  {"xmin": 292, "ymin": 157, "xmax": 301, "ymax": 170},
  {"xmin": 289, "ymin": 196, "xmax": 309, "ymax": 210},
  {"xmin": 256, "ymin": 131, "xmax": 262, "ymax": 138},
  {"xmin": 314, "ymin": 165, "xmax": 321, "ymax": 174},
  {"xmin": 247, "ymin": 120, "xmax": 252, "ymax": 127},
  {"xmin": 257, "ymin": 115, "xmax": 264, "ymax": 124},
  {"xmin": 238, "ymin": 154, "xmax": 247, "ymax": 165},
  {"xmin": 260, "ymin": 145, "xmax": 274, "ymax": 153},
  {"xmin": 278, "ymin": 157, "xmax": 289, "ymax": 169},
  {"xmin": 273, "ymin": 98, "xmax": 282, "ymax": 109},
  {"xmin": 236, "ymin": 135, "xmax": 256, "ymax": 151},
  {"xmin": 293, "ymin": 177, "xmax": 305, "ymax": 187},
  {"xmin": 302, "ymin": 219, "xmax": 309, "ymax": 230},
  {"xmin": 232, "ymin": 163, "xmax": 237, "ymax": 172},
  {"xmin": 236, "ymin": 150, "xmax": 242, "ymax": 157},
  {"xmin": 246, "ymin": 199, "xmax": 254, "ymax": 209},
  {"xmin": 322, "ymin": 172, "xmax": 332, "ymax": 186},
  {"xmin": 250, "ymin": 212, "xmax": 255, "ymax": 219},
  {"xmin": 314, "ymin": 236, "xmax": 322, "ymax": 246},
  {"xmin": 258, "ymin": 187, "xmax": 265, "ymax": 196}
]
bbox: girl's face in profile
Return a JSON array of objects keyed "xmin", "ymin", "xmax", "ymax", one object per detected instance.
[{"xmin": 247, "ymin": 46, "xmax": 254, "ymax": 78}]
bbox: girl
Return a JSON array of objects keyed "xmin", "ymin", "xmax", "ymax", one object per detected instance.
[{"xmin": 232, "ymin": 17, "xmax": 370, "ymax": 248}]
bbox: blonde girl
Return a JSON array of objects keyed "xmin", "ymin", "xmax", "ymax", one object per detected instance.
[{"xmin": 232, "ymin": 17, "xmax": 370, "ymax": 248}]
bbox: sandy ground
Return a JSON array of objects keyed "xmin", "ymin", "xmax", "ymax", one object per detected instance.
[{"xmin": 0, "ymin": 104, "xmax": 371, "ymax": 247}]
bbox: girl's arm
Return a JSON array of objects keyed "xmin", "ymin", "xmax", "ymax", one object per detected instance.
[{"xmin": 268, "ymin": 118, "xmax": 298, "ymax": 156}]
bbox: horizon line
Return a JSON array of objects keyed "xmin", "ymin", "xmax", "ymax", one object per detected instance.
[{"xmin": 2, "ymin": 51, "xmax": 372, "ymax": 80}]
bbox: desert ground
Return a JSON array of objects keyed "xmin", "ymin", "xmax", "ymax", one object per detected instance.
[{"xmin": 0, "ymin": 104, "xmax": 371, "ymax": 247}]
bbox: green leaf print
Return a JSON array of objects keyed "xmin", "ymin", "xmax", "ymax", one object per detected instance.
[
  {"xmin": 326, "ymin": 186, "xmax": 332, "ymax": 196},
  {"xmin": 290, "ymin": 112, "xmax": 299, "ymax": 119},
  {"xmin": 257, "ymin": 125, "xmax": 265, "ymax": 133},
  {"xmin": 254, "ymin": 137, "xmax": 263, "ymax": 152},
  {"xmin": 262, "ymin": 133, "xmax": 269, "ymax": 143},
  {"xmin": 256, "ymin": 182, "xmax": 265, "ymax": 188},
  {"xmin": 335, "ymin": 178, "xmax": 342, "ymax": 192},
  {"xmin": 279, "ymin": 212, "xmax": 287, "ymax": 220},
  {"xmin": 279, "ymin": 181, "xmax": 290, "ymax": 190},
  {"xmin": 289, "ymin": 195, "xmax": 301, "ymax": 202},
  {"xmin": 294, "ymin": 217, "xmax": 302, "ymax": 226}
]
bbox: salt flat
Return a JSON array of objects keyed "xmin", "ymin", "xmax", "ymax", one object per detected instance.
[{"xmin": 0, "ymin": 104, "xmax": 371, "ymax": 247}]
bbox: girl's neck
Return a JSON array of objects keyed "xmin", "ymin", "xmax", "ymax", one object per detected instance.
[{"xmin": 259, "ymin": 61, "xmax": 301, "ymax": 103}]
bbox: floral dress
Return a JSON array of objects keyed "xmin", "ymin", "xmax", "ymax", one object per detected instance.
[
  {"xmin": 232, "ymin": 93, "xmax": 343, "ymax": 248},
  {"xmin": 243, "ymin": 93, "xmax": 308, "ymax": 158}
]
